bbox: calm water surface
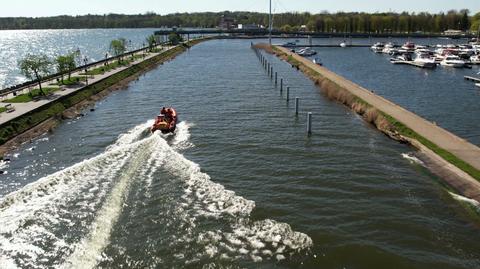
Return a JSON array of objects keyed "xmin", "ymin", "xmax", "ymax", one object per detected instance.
[{"xmin": 0, "ymin": 38, "xmax": 479, "ymax": 268}]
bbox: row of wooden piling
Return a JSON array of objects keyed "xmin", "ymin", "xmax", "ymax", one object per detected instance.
[{"xmin": 251, "ymin": 44, "xmax": 312, "ymax": 134}]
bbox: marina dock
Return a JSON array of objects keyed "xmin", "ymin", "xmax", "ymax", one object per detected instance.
[
  {"xmin": 279, "ymin": 44, "xmax": 371, "ymax": 48},
  {"xmin": 464, "ymin": 76, "xmax": 480, "ymax": 83}
]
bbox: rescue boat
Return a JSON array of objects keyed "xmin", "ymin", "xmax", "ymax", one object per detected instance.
[{"xmin": 151, "ymin": 107, "xmax": 177, "ymax": 134}]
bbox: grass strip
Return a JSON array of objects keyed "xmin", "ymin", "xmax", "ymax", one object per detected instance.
[{"xmin": 3, "ymin": 87, "xmax": 59, "ymax": 103}]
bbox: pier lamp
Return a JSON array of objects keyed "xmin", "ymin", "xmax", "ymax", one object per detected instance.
[
  {"xmin": 143, "ymin": 42, "xmax": 146, "ymax": 58},
  {"xmin": 83, "ymin": 56, "xmax": 88, "ymax": 85}
]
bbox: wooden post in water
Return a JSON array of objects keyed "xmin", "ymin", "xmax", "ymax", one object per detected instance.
[
  {"xmin": 275, "ymin": 72, "xmax": 278, "ymax": 85},
  {"xmin": 286, "ymin": 87, "xmax": 290, "ymax": 102},
  {"xmin": 295, "ymin": 97, "xmax": 299, "ymax": 115},
  {"xmin": 307, "ymin": 112, "xmax": 312, "ymax": 134},
  {"xmin": 280, "ymin": 78, "xmax": 283, "ymax": 93},
  {"xmin": 270, "ymin": 66, "xmax": 273, "ymax": 79}
]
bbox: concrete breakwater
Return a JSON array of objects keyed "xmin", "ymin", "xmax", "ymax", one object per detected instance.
[
  {"xmin": 254, "ymin": 43, "xmax": 480, "ymax": 203},
  {"xmin": 0, "ymin": 38, "xmax": 208, "ymax": 154}
]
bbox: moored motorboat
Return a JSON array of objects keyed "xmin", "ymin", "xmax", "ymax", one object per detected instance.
[
  {"xmin": 297, "ymin": 47, "xmax": 317, "ymax": 56},
  {"xmin": 440, "ymin": 55, "xmax": 467, "ymax": 68},
  {"xmin": 371, "ymin": 42, "xmax": 385, "ymax": 53},
  {"xmin": 470, "ymin": 54, "xmax": 480, "ymax": 64},
  {"xmin": 151, "ymin": 107, "xmax": 178, "ymax": 133},
  {"xmin": 401, "ymin": 42, "xmax": 415, "ymax": 51},
  {"xmin": 312, "ymin": 57, "xmax": 322, "ymax": 66},
  {"xmin": 413, "ymin": 53, "xmax": 437, "ymax": 68},
  {"xmin": 339, "ymin": 41, "xmax": 347, "ymax": 48},
  {"xmin": 476, "ymin": 83, "xmax": 480, "ymax": 88},
  {"xmin": 390, "ymin": 53, "xmax": 413, "ymax": 63}
]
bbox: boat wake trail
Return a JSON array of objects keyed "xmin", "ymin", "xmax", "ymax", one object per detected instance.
[{"xmin": 0, "ymin": 121, "xmax": 311, "ymax": 268}]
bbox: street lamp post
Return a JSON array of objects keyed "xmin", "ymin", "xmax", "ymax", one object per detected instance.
[{"xmin": 83, "ymin": 56, "xmax": 88, "ymax": 85}]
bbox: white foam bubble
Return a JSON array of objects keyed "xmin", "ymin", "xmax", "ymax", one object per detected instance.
[
  {"xmin": 449, "ymin": 192, "xmax": 480, "ymax": 210},
  {"xmin": 170, "ymin": 121, "xmax": 195, "ymax": 150},
  {"xmin": 401, "ymin": 153, "xmax": 425, "ymax": 166}
]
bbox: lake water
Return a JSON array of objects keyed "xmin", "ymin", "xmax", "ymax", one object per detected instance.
[
  {"xmin": 0, "ymin": 32, "xmax": 479, "ymax": 268},
  {"xmin": 0, "ymin": 29, "xmax": 157, "ymax": 89}
]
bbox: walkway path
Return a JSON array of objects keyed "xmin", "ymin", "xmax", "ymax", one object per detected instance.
[{"xmin": 0, "ymin": 45, "xmax": 172, "ymax": 125}]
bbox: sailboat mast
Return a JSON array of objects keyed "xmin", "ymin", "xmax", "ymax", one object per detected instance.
[{"xmin": 269, "ymin": 0, "xmax": 272, "ymax": 45}]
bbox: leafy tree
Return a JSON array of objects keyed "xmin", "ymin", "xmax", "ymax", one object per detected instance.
[
  {"xmin": 460, "ymin": 9, "xmax": 470, "ymax": 31},
  {"xmin": 0, "ymin": 11, "xmax": 476, "ymax": 34},
  {"xmin": 110, "ymin": 38, "xmax": 127, "ymax": 61},
  {"xmin": 146, "ymin": 34, "xmax": 157, "ymax": 51},
  {"xmin": 470, "ymin": 12, "xmax": 480, "ymax": 32},
  {"xmin": 19, "ymin": 54, "xmax": 51, "ymax": 95},
  {"xmin": 66, "ymin": 51, "xmax": 78, "ymax": 79},
  {"xmin": 55, "ymin": 55, "xmax": 69, "ymax": 82},
  {"xmin": 168, "ymin": 32, "xmax": 183, "ymax": 45},
  {"xmin": 56, "ymin": 51, "xmax": 77, "ymax": 82},
  {"xmin": 280, "ymin": 24, "xmax": 293, "ymax": 32}
]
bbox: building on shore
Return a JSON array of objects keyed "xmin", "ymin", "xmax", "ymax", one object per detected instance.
[{"xmin": 443, "ymin": 29, "xmax": 464, "ymax": 36}]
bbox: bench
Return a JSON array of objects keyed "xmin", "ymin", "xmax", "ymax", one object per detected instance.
[{"xmin": 5, "ymin": 104, "xmax": 15, "ymax": 113}]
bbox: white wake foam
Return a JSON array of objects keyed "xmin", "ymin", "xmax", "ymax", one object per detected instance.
[
  {"xmin": 449, "ymin": 192, "xmax": 480, "ymax": 211},
  {"xmin": 401, "ymin": 152, "xmax": 425, "ymax": 166},
  {"xmin": 0, "ymin": 120, "xmax": 312, "ymax": 268}
]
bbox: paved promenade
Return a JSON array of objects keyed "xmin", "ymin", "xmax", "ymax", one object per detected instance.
[{"xmin": 0, "ymin": 46, "xmax": 172, "ymax": 125}]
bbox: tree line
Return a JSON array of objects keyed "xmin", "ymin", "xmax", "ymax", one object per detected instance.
[{"xmin": 0, "ymin": 10, "xmax": 479, "ymax": 33}]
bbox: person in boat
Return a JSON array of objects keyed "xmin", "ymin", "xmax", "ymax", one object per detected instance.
[
  {"xmin": 155, "ymin": 114, "xmax": 165, "ymax": 125},
  {"xmin": 164, "ymin": 108, "xmax": 173, "ymax": 122},
  {"xmin": 161, "ymin": 107, "xmax": 167, "ymax": 115}
]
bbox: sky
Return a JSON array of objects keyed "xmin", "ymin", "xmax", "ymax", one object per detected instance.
[{"xmin": 1, "ymin": 0, "xmax": 479, "ymax": 17}]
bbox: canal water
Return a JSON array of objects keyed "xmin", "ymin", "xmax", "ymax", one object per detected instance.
[{"xmin": 0, "ymin": 39, "xmax": 479, "ymax": 268}]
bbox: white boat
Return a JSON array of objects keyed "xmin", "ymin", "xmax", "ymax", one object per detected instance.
[
  {"xmin": 414, "ymin": 48, "xmax": 431, "ymax": 55},
  {"xmin": 371, "ymin": 42, "xmax": 385, "ymax": 53},
  {"xmin": 382, "ymin": 42, "xmax": 396, "ymax": 54},
  {"xmin": 440, "ymin": 55, "xmax": 466, "ymax": 68},
  {"xmin": 312, "ymin": 58, "xmax": 322, "ymax": 66},
  {"xmin": 297, "ymin": 47, "xmax": 317, "ymax": 56},
  {"xmin": 476, "ymin": 83, "xmax": 480, "ymax": 88},
  {"xmin": 470, "ymin": 54, "xmax": 480, "ymax": 64},
  {"xmin": 401, "ymin": 42, "xmax": 415, "ymax": 51},
  {"xmin": 340, "ymin": 41, "xmax": 347, "ymax": 48},
  {"xmin": 414, "ymin": 53, "xmax": 437, "ymax": 68},
  {"xmin": 390, "ymin": 54, "xmax": 413, "ymax": 63}
]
